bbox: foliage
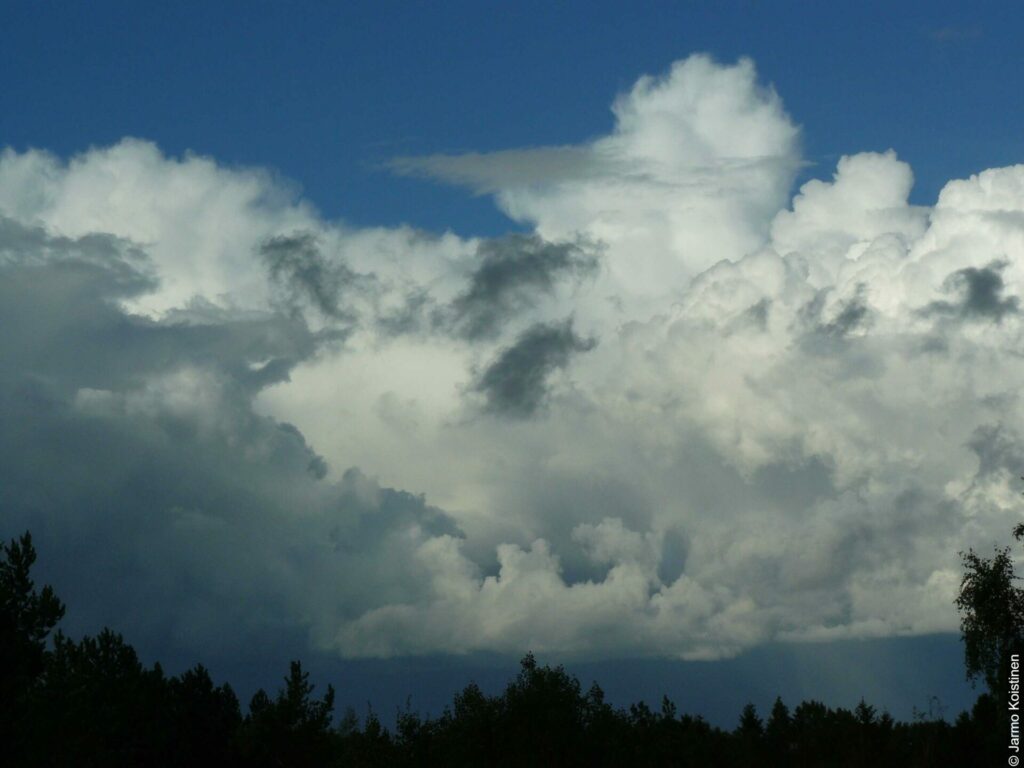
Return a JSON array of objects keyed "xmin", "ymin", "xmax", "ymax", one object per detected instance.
[
  {"xmin": 0, "ymin": 529, "xmax": 1009, "ymax": 766},
  {"xmin": 238, "ymin": 660, "xmax": 336, "ymax": 767},
  {"xmin": 955, "ymin": 531, "xmax": 1024, "ymax": 703},
  {"xmin": 0, "ymin": 531, "xmax": 65, "ymax": 751},
  {"xmin": 1, "ymin": 532, "xmax": 65, "ymax": 689}
]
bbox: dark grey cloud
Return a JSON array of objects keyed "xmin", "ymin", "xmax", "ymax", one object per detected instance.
[
  {"xmin": 352, "ymin": 233, "xmax": 597, "ymax": 342},
  {"xmin": 0, "ymin": 216, "xmax": 157, "ymax": 296},
  {"xmin": 473, "ymin": 319, "xmax": 595, "ymax": 418},
  {"xmin": 822, "ymin": 291, "xmax": 870, "ymax": 338},
  {"xmin": 261, "ymin": 232, "xmax": 368, "ymax": 325},
  {"xmin": 378, "ymin": 288, "xmax": 433, "ymax": 336},
  {"xmin": 0, "ymin": 220, "xmax": 333, "ymax": 399},
  {"xmin": 0, "ymin": 216, "xmax": 462, "ymax": 662},
  {"xmin": 797, "ymin": 286, "xmax": 872, "ymax": 355},
  {"xmin": 743, "ymin": 298, "xmax": 772, "ymax": 330},
  {"xmin": 656, "ymin": 529, "xmax": 690, "ymax": 587},
  {"xmin": 446, "ymin": 235, "xmax": 598, "ymax": 340},
  {"xmin": 924, "ymin": 260, "xmax": 1019, "ymax": 322},
  {"xmin": 330, "ymin": 467, "xmax": 461, "ymax": 554},
  {"xmin": 967, "ymin": 424, "xmax": 1024, "ymax": 481}
]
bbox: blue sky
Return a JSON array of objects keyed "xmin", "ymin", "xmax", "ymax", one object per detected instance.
[
  {"xmin": 3, "ymin": 0, "xmax": 1024, "ymax": 725},
  {"xmin": 3, "ymin": 1, "xmax": 1022, "ymax": 233}
]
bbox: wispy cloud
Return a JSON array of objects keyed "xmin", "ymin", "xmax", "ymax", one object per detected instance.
[{"xmin": 927, "ymin": 24, "xmax": 983, "ymax": 43}]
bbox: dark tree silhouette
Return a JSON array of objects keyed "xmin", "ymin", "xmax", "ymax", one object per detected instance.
[
  {"xmin": 0, "ymin": 532, "xmax": 65, "ymax": 753},
  {"xmin": 167, "ymin": 664, "xmax": 242, "ymax": 765},
  {"xmin": 0, "ymin": 532, "xmax": 65, "ymax": 690},
  {"xmin": 31, "ymin": 628, "xmax": 173, "ymax": 765},
  {"xmin": 0, "ymin": 530, "xmax": 1010, "ymax": 766},
  {"xmin": 734, "ymin": 702, "xmax": 763, "ymax": 766},
  {"xmin": 764, "ymin": 696, "xmax": 792, "ymax": 766},
  {"xmin": 238, "ymin": 659, "xmax": 337, "ymax": 767}
]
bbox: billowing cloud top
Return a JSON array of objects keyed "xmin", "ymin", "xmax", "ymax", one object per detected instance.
[{"xmin": 2, "ymin": 55, "xmax": 1023, "ymax": 661}]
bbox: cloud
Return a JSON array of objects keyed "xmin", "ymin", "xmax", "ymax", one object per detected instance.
[
  {"xmin": 2, "ymin": 55, "xmax": 1024, "ymax": 663},
  {"xmin": 472, "ymin": 320, "xmax": 595, "ymax": 418},
  {"xmin": 389, "ymin": 146, "xmax": 594, "ymax": 192},
  {"xmin": 924, "ymin": 260, "xmax": 1019, "ymax": 322},
  {"xmin": 446, "ymin": 234, "xmax": 598, "ymax": 341},
  {"xmin": 928, "ymin": 24, "xmax": 983, "ymax": 43},
  {"xmin": 396, "ymin": 55, "xmax": 802, "ymax": 315},
  {"xmin": 261, "ymin": 232, "xmax": 363, "ymax": 325},
  {"xmin": 0, "ymin": 215, "xmax": 464, "ymax": 658}
]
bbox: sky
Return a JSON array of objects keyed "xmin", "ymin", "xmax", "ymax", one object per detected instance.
[{"xmin": 2, "ymin": 0, "xmax": 1023, "ymax": 723}]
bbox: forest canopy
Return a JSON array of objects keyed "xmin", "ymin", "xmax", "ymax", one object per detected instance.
[{"xmin": 0, "ymin": 528, "xmax": 1017, "ymax": 766}]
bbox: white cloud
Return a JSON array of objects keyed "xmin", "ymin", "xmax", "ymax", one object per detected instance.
[
  {"xmin": 2, "ymin": 54, "xmax": 1024, "ymax": 661},
  {"xmin": 396, "ymin": 55, "xmax": 802, "ymax": 320}
]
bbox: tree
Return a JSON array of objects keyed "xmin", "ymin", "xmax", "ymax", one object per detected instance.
[
  {"xmin": 498, "ymin": 652, "xmax": 589, "ymax": 765},
  {"xmin": 764, "ymin": 695, "xmax": 792, "ymax": 763},
  {"xmin": 29, "ymin": 628, "xmax": 175, "ymax": 766},
  {"xmin": 0, "ymin": 531, "xmax": 65, "ymax": 750},
  {"xmin": 955, "ymin": 530, "xmax": 1024, "ymax": 707},
  {"xmin": 735, "ymin": 703, "xmax": 764, "ymax": 767},
  {"xmin": 166, "ymin": 664, "xmax": 241, "ymax": 765},
  {"xmin": 1, "ymin": 532, "xmax": 65, "ymax": 687},
  {"xmin": 736, "ymin": 702, "xmax": 764, "ymax": 738},
  {"xmin": 238, "ymin": 660, "xmax": 337, "ymax": 767}
]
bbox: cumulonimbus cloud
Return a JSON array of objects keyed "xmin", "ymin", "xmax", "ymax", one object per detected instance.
[{"xmin": 1, "ymin": 54, "xmax": 1023, "ymax": 661}]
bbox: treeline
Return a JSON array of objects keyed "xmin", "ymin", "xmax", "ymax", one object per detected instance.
[{"xmin": 0, "ymin": 532, "xmax": 1003, "ymax": 766}]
